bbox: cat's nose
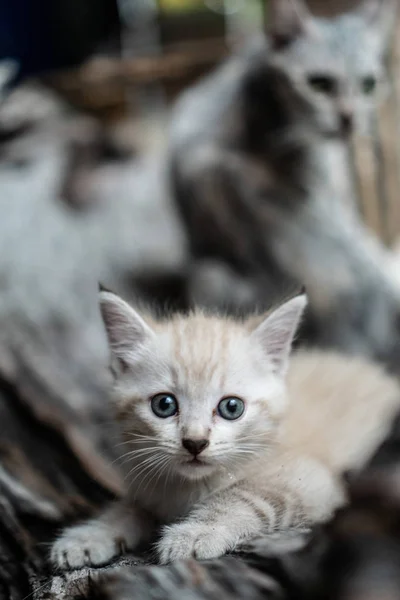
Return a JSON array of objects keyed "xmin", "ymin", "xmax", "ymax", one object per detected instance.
[
  {"xmin": 182, "ymin": 438, "xmax": 209, "ymax": 456},
  {"xmin": 339, "ymin": 111, "xmax": 353, "ymax": 135}
]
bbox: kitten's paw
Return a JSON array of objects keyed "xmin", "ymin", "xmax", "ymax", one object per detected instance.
[
  {"xmin": 51, "ymin": 523, "xmax": 127, "ymax": 569},
  {"xmin": 158, "ymin": 522, "xmax": 232, "ymax": 563}
]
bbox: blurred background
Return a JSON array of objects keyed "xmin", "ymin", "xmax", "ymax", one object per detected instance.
[{"xmin": 2, "ymin": 0, "xmax": 398, "ymax": 244}]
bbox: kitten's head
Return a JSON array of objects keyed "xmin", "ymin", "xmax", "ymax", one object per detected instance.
[
  {"xmin": 100, "ymin": 291, "xmax": 306, "ymax": 483},
  {"xmin": 266, "ymin": 0, "xmax": 396, "ymax": 137}
]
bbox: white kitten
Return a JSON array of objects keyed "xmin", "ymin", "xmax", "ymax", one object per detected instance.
[{"xmin": 51, "ymin": 291, "xmax": 400, "ymax": 567}]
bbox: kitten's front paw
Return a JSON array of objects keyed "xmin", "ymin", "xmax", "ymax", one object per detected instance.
[
  {"xmin": 157, "ymin": 522, "xmax": 232, "ymax": 564},
  {"xmin": 51, "ymin": 523, "xmax": 126, "ymax": 569}
]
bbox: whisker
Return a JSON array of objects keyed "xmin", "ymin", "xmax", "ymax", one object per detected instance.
[
  {"xmin": 114, "ymin": 446, "xmax": 167, "ymax": 467},
  {"xmin": 142, "ymin": 455, "xmax": 171, "ymax": 495},
  {"xmin": 129, "ymin": 463, "xmax": 160, "ymax": 495},
  {"xmin": 162, "ymin": 461, "xmax": 174, "ymax": 499},
  {"xmin": 113, "ymin": 447, "xmax": 158, "ymax": 463},
  {"xmin": 115, "ymin": 438, "xmax": 177, "ymax": 451},
  {"xmin": 124, "ymin": 453, "xmax": 163, "ymax": 483},
  {"xmin": 129, "ymin": 456, "xmax": 168, "ymax": 496},
  {"xmin": 114, "ymin": 434, "xmax": 166, "ymax": 446},
  {"xmin": 155, "ymin": 456, "xmax": 173, "ymax": 492}
]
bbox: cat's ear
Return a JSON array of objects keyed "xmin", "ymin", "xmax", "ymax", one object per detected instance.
[
  {"xmin": 251, "ymin": 294, "xmax": 307, "ymax": 377},
  {"xmin": 99, "ymin": 291, "xmax": 154, "ymax": 368},
  {"xmin": 0, "ymin": 60, "xmax": 18, "ymax": 91},
  {"xmin": 267, "ymin": 0, "xmax": 314, "ymax": 47},
  {"xmin": 357, "ymin": 0, "xmax": 397, "ymax": 49}
]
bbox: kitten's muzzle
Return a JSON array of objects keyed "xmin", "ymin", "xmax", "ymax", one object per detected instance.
[{"xmin": 182, "ymin": 438, "xmax": 209, "ymax": 456}]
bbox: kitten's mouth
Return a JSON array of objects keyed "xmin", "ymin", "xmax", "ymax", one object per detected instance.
[
  {"xmin": 186, "ymin": 457, "xmax": 208, "ymax": 466},
  {"xmin": 176, "ymin": 456, "xmax": 216, "ymax": 480}
]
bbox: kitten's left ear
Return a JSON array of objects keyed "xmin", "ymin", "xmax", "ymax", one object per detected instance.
[{"xmin": 251, "ymin": 294, "xmax": 307, "ymax": 377}]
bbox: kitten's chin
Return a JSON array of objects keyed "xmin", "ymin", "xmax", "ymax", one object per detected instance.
[{"xmin": 174, "ymin": 460, "xmax": 218, "ymax": 481}]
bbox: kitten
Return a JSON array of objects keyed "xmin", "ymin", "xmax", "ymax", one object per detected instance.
[
  {"xmin": 51, "ymin": 290, "xmax": 400, "ymax": 567},
  {"xmin": 168, "ymin": 0, "xmax": 400, "ymax": 365}
]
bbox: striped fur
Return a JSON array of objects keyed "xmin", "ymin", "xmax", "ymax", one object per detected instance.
[
  {"xmin": 168, "ymin": 0, "xmax": 400, "ymax": 363},
  {"xmin": 51, "ymin": 291, "xmax": 400, "ymax": 566}
]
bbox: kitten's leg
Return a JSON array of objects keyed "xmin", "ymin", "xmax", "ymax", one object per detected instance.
[
  {"xmin": 51, "ymin": 500, "xmax": 151, "ymax": 569},
  {"xmin": 157, "ymin": 457, "xmax": 345, "ymax": 563}
]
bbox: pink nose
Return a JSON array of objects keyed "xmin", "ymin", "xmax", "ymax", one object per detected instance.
[{"xmin": 182, "ymin": 439, "xmax": 209, "ymax": 456}]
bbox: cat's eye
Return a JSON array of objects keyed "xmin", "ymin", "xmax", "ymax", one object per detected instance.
[
  {"xmin": 362, "ymin": 76, "xmax": 377, "ymax": 95},
  {"xmin": 151, "ymin": 393, "xmax": 178, "ymax": 418},
  {"xmin": 217, "ymin": 397, "xmax": 245, "ymax": 421},
  {"xmin": 307, "ymin": 75, "xmax": 336, "ymax": 95}
]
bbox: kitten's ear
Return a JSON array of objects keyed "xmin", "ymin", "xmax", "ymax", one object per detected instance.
[
  {"xmin": 267, "ymin": 0, "xmax": 313, "ymax": 47},
  {"xmin": 357, "ymin": 0, "xmax": 397, "ymax": 48},
  {"xmin": 99, "ymin": 291, "xmax": 154, "ymax": 368},
  {"xmin": 251, "ymin": 294, "xmax": 307, "ymax": 376}
]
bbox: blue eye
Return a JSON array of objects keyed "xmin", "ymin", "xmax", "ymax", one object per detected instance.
[
  {"xmin": 151, "ymin": 394, "xmax": 178, "ymax": 418},
  {"xmin": 217, "ymin": 397, "xmax": 245, "ymax": 421}
]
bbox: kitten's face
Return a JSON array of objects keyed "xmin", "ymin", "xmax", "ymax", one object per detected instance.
[
  {"xmin": 268, "ymin": 0, "xmax": 395, "ymax": 137},
  {"xmin": 100, "ymin": 293, "xmax": 306, "ymax": 483}
]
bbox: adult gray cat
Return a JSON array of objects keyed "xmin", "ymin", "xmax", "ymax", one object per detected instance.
[{"xmin": 168, "ymin": 0, "xmax": 400, "ymax": 367}]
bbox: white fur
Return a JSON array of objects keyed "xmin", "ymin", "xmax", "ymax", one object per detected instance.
[{"xmin": 51, "ymin": 292, "xmax": 400, "ymax": 567}]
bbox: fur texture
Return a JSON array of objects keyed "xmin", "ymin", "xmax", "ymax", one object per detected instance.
[
  {"xmin": 168, "ymin": 0, "xmax": 400, "ymax": 365},
  {"xmin": 51, "ymin": 290, "xmax": 400, "ymax": 567},
  {"xmin": 0, "ymin": 68, "xmax": 188, "ymax": 309}
]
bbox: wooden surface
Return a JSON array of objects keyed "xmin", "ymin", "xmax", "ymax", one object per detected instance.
[{"xmin": 350, "ymin": 9, "xmax": 400, "ymax": 246}]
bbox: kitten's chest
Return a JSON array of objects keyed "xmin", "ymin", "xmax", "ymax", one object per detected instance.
[{"xmin": 133, "ymin": 476, "xmax": 214, "ymax": 523}]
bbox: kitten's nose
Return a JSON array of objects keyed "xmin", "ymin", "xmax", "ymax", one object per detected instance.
[{"xmin": 182, "ymin": 438, "xmax": 209, "ymax": 456}]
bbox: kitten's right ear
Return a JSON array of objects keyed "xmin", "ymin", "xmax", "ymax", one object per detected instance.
[
  {"xmin": 251, "ymin": 293, "xmax": 307, "ymax": 377},
  {"xmin": 267, "ymin": 0, "xmax": 313, "ymax": 47},
  {"xmin": 99, "ymin": 291, "xmax": 154, "ymax": 368}
]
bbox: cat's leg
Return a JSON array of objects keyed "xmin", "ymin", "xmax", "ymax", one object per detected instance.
[
  {"xmin": 189, "ymin": 259, "xmax": 260, "ymax": 310},
  {"xmin": 172, "ymin": 142, "xmax": 400, "ymax": 360},
  {"xmin": 157, "ymin": 456, "xmax": 345, "ymax": 563},
  {"xmin": 172, "ymin": 144, "xmax": 289, "ymax": 312},
  {"xmin": 51, "ymin": 499, "xmax": 152, "ymax": 569}
]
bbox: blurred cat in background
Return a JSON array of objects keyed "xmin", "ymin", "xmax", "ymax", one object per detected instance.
[
  {"xmin": 169, "ymin": 0, "xmax": 400, "ymax": 367},
  {"xmin": 0, "ymin": 61, "xmax": 189, "ymax": 312}
]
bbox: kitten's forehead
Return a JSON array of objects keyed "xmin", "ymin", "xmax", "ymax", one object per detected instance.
[
  {"xmin": 150, "ymin": 313, "xmax": 284, "ymax": 420},
  {"xmin": 282, "ymin": 15, "xmax": 383, "ymax": 75},
  {"xmin": 156, "ymin": 314, "xmax": 249, "ymax": 389}
]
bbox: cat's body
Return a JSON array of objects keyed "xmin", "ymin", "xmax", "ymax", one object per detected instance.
[
  {"xmin": 168, "ymin": 0, "xmax": 400, "ymax": 365},
  {"xmin": 51, "ymin": 291, "xmax": 400, "ymax": 567}
]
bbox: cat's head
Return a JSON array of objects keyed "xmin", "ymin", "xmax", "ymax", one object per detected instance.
[
  {"xmin": 266, "ymin": 0, "xmax": 396, "ymax": 137},
  {"xmin": 100, "ymin": 291, "xmax": 306, "ymax": 483}
]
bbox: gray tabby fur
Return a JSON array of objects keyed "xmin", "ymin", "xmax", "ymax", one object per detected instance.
[
  {"xmin": 0, "ymin": 70, "xmax": 188, "ymax": 306},
  {"xmin": 168, "ymin": 0, "xmax": 400, "ymax": 366}
]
